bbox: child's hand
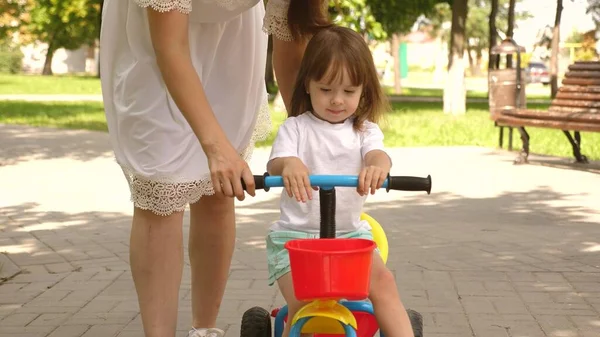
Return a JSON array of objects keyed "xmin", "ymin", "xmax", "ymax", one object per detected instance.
[
  {"xmin": 281, "ymin": 157, "xmax": 317, "ymax": 202},
  {"xmin": 358, "ymin": 165, "xmax": 388, "ymax": 196}
]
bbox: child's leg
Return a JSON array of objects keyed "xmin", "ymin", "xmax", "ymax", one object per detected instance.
[
  {"xmin": 277, "ymin": 273, "xmax": 312, "ymax": 337},
  {"xmin": 368, "ymin": 254, "xmax": 414, "ymax": 337}
]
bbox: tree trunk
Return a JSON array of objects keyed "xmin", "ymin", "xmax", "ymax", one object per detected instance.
[
  {"xmin": 550, "ymin": 0, "xmax": 563, "ymax": 98},
  {"xmin": 476, "ymin": 48, "xmax": 483, "ymax": 75},
  {"xmin": 443, "ymin": 0, "xmax": 468, "ymax": 115},
  {"xmin": 488, "ymin": 0, "xmax": 498, "ymax": 72},
  {"xmin": 506, "ymin": 0, "xmax": 516, "ymax": 68},
  {"xmin": 392, "ymin": 33, "xmax": 402, "ymax": 94},
  {"xmin": 42, "ymin": 44, "xmax": 55, "ymax": 75},
  {"xmin": 507, "ymin": 0, "xmax": 516, "ymax": 37},
  {"xmin": 467, "ymin": 46, "xmax": 476, "ymax": 75}
]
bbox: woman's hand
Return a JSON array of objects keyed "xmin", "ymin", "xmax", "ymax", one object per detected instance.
[{"xmin": 204, "ymin": 138, "xmax": 255, "ymax": 201}]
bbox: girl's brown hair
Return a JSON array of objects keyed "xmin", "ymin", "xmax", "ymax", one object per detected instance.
[
  {"xmin": 287, "ymin": 0, "xmax": 332, "ymax": 40},
  {"xmin": 289, "ymin": 26, "xmax": 390, "ymax": 130}
]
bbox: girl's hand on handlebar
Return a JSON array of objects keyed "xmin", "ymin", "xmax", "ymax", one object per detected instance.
[
  {"xmin": 281, "ymin": 157, "xmax": 317, "ymax": 203},
  {"xmin": 358, "ymin": 165, "xmax": 388, "ymax": 196}
]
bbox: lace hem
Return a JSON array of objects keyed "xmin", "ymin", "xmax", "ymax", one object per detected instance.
[
  {"xmin": 121, "ymin": 97, "xmax": 271, "ymax": 216},
  {"xmin": 133, "ymin": 0, "xmax": 192, "ymax": 14},
  {"xmin": 262, "ymin": 0, "xmax": 293, "ymax": 41},
  {"xmin": 199, "ymin": 0, "xmax": 257, "ymax": 11}
]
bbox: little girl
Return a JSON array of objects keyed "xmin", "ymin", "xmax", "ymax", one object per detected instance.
[{"xmin": 266, "ymin": 26, "xmax": 415, "ymax": 337}]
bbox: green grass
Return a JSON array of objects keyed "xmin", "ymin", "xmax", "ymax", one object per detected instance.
[
  {"xmin": 0, "ymin": 74, "xmax": 102, "ymax": 95},
  {"xmin": 1, "ymin": 73, "xmax": 553, "ymax": 100},
  {"xmin": 384, "ymin": 101, "xmax": 600, "ymax": 160},
  {"xmin": 0, "ymin": 101, "xmax": 107, "ymax": 131},
  {"xmin": 1, "ymin": 100, "xmax": 599, "ymax": 161},
  {"xmin": 385, "ymin": 85, "xmax": 552, "ymax": 100}
]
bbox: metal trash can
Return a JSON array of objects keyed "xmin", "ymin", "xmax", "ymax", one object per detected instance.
[{"xmin": 488, "ymin": 38, "xmax": 527, "ymax": 117}]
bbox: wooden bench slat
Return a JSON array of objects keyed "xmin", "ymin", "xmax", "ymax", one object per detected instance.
[
  {"xmin": 568, "ymin": 63, "xmax": 600, "ymax": 71},
  {"xmin": 495, "ymin": 115, "xmax": 600, "ymax": 132},
  {"xmin": 564, "ymin": 70, "xmax": 600, "ymax": 78},
  {"xmin": 562, "ymin": 78, "xmax": 600, "ymax": 85},
  {"xmin": 555, "ymin": 92, "xmax": 600, "ymax": 101},
  {"xmin": 548, "ymin": 106, "xmax": 600, "ymax": 114},
  {"xmin": 558, "ymin": 85, "xmax": 600, "ymax": 93},
  {"xmin": 551, "ymin": 99, "xmax": 600, "ymax": 109},
  {"xmin": 501, "ymin": 109, "xmax": 600, "ymax": 123}
]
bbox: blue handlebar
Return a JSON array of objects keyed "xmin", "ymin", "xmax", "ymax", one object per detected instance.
[
  {"xmin": 264, "ymin": 175, "xmax": 383, "ymax": 188},
  {"xmin": 247, "ymin": 174, "xmax": 432, "ymax": 194}
]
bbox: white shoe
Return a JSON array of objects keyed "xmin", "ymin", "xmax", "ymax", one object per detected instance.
[{"xmin": 187, "ymin": 328, "xmax": 225, "ymax": 337}]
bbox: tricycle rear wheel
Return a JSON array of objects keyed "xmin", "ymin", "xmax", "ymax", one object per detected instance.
[{"xmin": 241, "ymin": 306, "xmax": 272, "ymax": 337}]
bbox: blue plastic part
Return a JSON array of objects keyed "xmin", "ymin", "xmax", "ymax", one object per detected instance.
[{"xmin": 264, "ymin": 175, "xmax": 388, "ymax": 189}]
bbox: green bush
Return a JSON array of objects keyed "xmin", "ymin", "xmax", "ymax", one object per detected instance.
[{"xmin": 0, "ymin": 45, "xmax": 23, "ymax": 74}]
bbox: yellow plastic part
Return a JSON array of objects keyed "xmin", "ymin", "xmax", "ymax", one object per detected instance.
[
  {"xmin": 360, "ymin": 213, "xmax": 388, "ymax": 264},
  {"xmin": 291, "ymin": 300, "xmax": 357, "ymax": 334}
]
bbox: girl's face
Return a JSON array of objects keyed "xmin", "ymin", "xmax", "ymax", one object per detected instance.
[{"xmin": 307, "ymin": 67, "xmax": 363, "ymax": 124}]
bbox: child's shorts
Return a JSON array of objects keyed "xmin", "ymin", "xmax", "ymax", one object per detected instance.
[{"xmin": 266, "ymin": 230, "xmax": 376, "ymax": 286}]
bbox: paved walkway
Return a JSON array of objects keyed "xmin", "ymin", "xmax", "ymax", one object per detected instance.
[{"xmin": 1, "ymin": 124, "xmax": 599, "ymax": 337}]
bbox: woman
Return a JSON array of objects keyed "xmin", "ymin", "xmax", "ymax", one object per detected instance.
[{"xmin": 99, "ymin": 0, "xmax": 330, "ymax": 336}]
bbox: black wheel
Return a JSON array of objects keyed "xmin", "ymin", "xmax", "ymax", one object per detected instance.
[
  {"xmin": 241, "ymin": 306, "xmax": 272, "ymax": 337},
  {"xmin": 407, "ymin": 309, "xmax": 423, "ymax": 337}
]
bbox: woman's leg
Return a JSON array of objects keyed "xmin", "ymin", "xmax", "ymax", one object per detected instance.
[
  {"xmin": 130, "ymin": 207, "xmax": 185, "ymax": 337},
  {"xmin": 188, "ymin": 194, "xmax": 236, "ymax": 328}
]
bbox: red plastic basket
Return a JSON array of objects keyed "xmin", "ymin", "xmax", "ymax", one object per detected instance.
[{"xmin": 284, "ymin": 238, "xmax": 376, "ymax": 301}]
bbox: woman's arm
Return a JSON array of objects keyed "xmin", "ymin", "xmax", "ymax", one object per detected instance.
[
  {"xmin": 147, "ymin": 9, "xmax": 224, "ymax": 151},
  {"xmin": 272, "ymin": 37, "xmax": 307, "ymax": 113},
  {"xmin": 146, "ymin": 9, "xmax": 255, "ymax": 199}
]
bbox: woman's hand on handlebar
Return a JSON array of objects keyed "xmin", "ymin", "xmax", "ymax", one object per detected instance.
[{"xmin": 204, "ymin": 138, "xmax": 255, "ymax": 201}]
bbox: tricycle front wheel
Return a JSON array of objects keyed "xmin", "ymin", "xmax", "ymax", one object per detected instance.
[
  {"xmin": 407, "ymin": 309, "xmax": 423, "ymax": 337},
  {"xmin": 241, "ymin": 306, "xmax": 272, "ymax": 337}
]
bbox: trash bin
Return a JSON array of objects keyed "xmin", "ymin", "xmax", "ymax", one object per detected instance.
[{"xmin": 488, "ymin": 38, "xmax": 527, "ymax": 117}]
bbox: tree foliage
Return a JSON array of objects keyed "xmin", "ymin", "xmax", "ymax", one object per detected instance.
[
  {"xmin": 428, "ymin": 0, "xmax": 531, "ymax": 49},
  {"xmin": 23, "ymin": 0, "xmax": 102, "ymax": 74},
  {"xmin": 328, "ymin": 0, "xmax": 449, "ymax": 40},
  {"xmin": 587, "ymin": 0, "xmax": 600, "ymax": 25},
  {"xmin": 328, "ymin": 0, "xmax": 386, "ymax": 40},
  {"xmin": 0, "ymin": 0, "xmax": 28, "ymax": 45},
  {"xmin": 25, "ymin": 0, "xmax": 101, "ymax": 49},
  {"xmin": 370, "ymin": 0, "xmax": 450, "ymax": 34},
  {"xmin": 427, "ymin": 0, "xmax": 530, "ymax": 73}
]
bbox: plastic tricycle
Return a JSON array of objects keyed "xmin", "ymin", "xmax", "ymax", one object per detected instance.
[{"xmin": 239, "ymin": 173, "xmax": 432, "ymax": 337}]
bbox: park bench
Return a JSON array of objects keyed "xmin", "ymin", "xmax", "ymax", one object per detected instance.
[{"xmin": 491, "ymin": 60, "xmax": 600, "ymax": 164}]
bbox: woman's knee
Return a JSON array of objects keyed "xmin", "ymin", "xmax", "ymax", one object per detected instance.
[
  {"xmin": 133, "ymin": 206, "xmax": 184, "ymax": 226},
  {"xmin": 190, "ymin": 194, "xmax": 234, "ymax": 214}
]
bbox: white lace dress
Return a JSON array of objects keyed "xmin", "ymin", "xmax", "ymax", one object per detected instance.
[{"xmin": 100, "ymin": 0, "xmax": 292, "ymax": 216}]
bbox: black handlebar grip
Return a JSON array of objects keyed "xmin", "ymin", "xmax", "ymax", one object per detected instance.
[
  {"xmin": 241, "ymin": 172, "xmax": 270, "ymax": 192},
  {"xmin": 386, "ymin": 174, "xmax": 432, "ymax": 194}
]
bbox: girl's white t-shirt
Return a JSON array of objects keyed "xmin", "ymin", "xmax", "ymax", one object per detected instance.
[{"xmin": 268, "ymin": 112, "xmax": 387, "ymax": 233}]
